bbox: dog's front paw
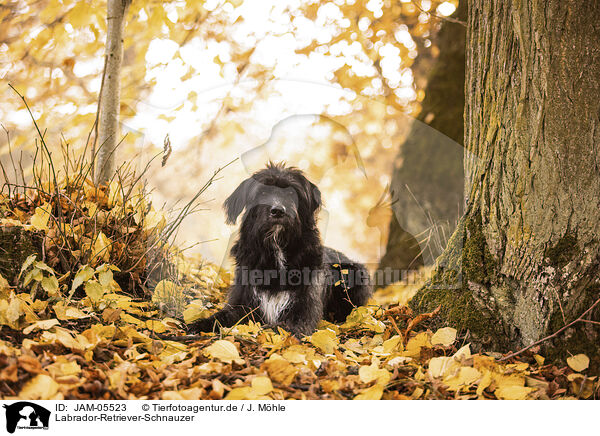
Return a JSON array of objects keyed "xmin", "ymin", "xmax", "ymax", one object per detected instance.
[
  {"xmin": 259, "ymin": 322, "xmax": 301, "ymax": 338},
  {"xmin": 275, "ymin": 323, "xmax": 309, "ymax": 339},
  {"xmin": 187, "ymin": 317, "xmax": 216, "ymax": 334}
]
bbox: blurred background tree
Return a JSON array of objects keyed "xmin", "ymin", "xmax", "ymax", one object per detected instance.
[
  {"xmin": 0, "ymin": 0, "xmax": 461, "ymax": 268},
  {"xmin": 378, "ymin": 1, "xmax": 465, "ymax": 283}
]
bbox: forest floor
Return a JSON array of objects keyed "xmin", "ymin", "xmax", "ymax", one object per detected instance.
[{"xmin": 0, "ymin": 169, "xmax": 596, "ymax": 400}]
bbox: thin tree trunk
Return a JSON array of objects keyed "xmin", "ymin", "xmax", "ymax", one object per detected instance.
[
  {"xmin": 95, "ymin": 0, "xmax": 131, "ymax": 185},
  {"xmin": 379, "ymin": 2, "xmax": 466, "ymax": 280},
  {"xmin": 412, "ymin": 0, "xmax": 600, "ymax": 366}
]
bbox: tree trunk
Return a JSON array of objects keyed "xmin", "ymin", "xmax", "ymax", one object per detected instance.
[
  {"xmin": 378, "ymin": 3, "xmax": 466, "ymax": 281},
  {"xmin": 411, "ymin": 0, "xmax": 600, "ymax": 365},
  {"xmin": 95, "ymin": 0, "xmax": 131, "ymax": 185}
]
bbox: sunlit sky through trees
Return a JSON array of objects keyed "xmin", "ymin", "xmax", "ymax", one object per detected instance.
[{"xmin": 1, "ymin": 0, "xmax": 458, "ymax": 266}]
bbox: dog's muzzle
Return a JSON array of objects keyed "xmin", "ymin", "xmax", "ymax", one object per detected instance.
[{"xmin": 270, "ymin": 205, "xmax": 286, "ymax": 218}]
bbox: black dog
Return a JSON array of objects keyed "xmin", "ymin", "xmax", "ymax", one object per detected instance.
[{"xmin": 188, "ymin": 162, "xmax": 372, "ymax": 337}]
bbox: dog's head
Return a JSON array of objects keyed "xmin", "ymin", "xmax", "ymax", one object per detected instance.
[{"xmin": 224, "ymin": 162, "xmax": 322, "ymax": 243}]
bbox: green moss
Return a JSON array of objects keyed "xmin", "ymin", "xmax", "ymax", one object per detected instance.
[
  {"xmin": 410, "ymin": 215, "xmax": 510, "ymax": 350},
  {"xmin": 411, "ymin": 286, "xmax": 511, "ymax": 353},
  {"xmin": 544, "ymin": 234, "xmax": 579, "ymax": 268},
  {"xmin": 410, "ymin": 214, "xmax": 598, "ymax": 368},
  {"xmin": 462, "ymin": 214, "xmax": 496, "ymax": 284}
]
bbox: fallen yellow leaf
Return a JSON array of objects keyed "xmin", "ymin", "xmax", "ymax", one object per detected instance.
[
  {"xmin": 53, "ymin": 302, "xmax": 89, "ymax": 320},
  {"xmin": 19, "ymin": 374, "xmax": 59, "ymax": 400},
  {"xmin": 404, "ymin": 332, "xmax": 430, "ymax": 357},
  {"xmin": 431, "ymin": 327, "xmax": 457, "ymax": 346},
  {"xmin": 205, "ymin": 340, "xmax": 243, "ymax": 364},
  {"xmin": 567, "ymin": 354, "xmax": 589, "ymax": 372},
  {"xmin": 444, "ymin": 367, "xmax": 482, "ymax": 391},
  {"xmin": 428, "ymin": 356, "xmax": 459, "ymax": 378},
  {"xmin": 309, "ymin": 328, "xmax": 338, "ymax": 354},
  {"xmin": 495, "ymin": 385, "xmax": 533, "ymax": 400},
  {"xmin": 23, "ymin": 318, "xmax": 59, "ymax": 334},
  {"xmin": 533, "ymin": 354, "xmax": 545, "ymax": 366},
  {"xmin": 251, "ymin": 376, "xmax": 273, "ymax": 396},
  {"xmin": 359, "ymin": 359, "xmax": 391, "ymax": 385},
  {"xmin": 225, "ymin": 387, "xmax": 252, "ymax": 400},
  {"xmin": 354, "ymin": 384, "xmax": 384, "ymax": 400},
  {"xmin": 262, "ymin": 357, "xmax": 298, "ymax": 385}
]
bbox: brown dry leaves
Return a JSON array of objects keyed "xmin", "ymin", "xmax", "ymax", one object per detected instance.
[
  {"xmin": 1, "ymin": 262, "xmax": 597, "ymax": 400},
  {"xmin": 0, "ymin": 184, "xmax": 598, "ymax": 400}
]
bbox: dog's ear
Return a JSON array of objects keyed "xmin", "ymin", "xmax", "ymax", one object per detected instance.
[
  {"xmin": 223, "ymin": 177, "xmax": 254, "ymax": 225},
  {"xmin": 309, "ymin": 181, "xmax": 322, "ymax": 214}
]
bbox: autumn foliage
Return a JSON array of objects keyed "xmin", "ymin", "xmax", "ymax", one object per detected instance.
[
  {"xmin": 0, "ymin": 152, "xmax": 596, "ymax": 400},
  {"xmin": 0, "ymin": 0, "xmax": 598, "ymax": 402}
]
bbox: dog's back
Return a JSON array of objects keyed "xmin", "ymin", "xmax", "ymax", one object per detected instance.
[{"xmin": 322, "ymin": 247, "xmax": 372, "ymax": 322}]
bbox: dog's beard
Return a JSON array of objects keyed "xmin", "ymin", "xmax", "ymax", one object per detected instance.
[
  {"xmin": 264, "ymin": 224, "xmax": 286, "ymax": 269},
  {"xmin": 241, "ymin": 206, "xmax": 302, "ymax": 269}
]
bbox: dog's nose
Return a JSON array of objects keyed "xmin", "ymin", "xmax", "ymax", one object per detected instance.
[{"xmin": 270, "ymin": 205, "xmax": 286, "ymax": 218}]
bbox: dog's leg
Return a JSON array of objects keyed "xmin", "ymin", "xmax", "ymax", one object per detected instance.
[
  {"xmin": 325, "ymin": 262, "xmax": 372, "ymax": 323},
  {"xmin": 187, "ymin": 304, "xmax": 256, "ymax": 333},
  {"xmin": 278, "ymin": 305, "xmax": 321, "ymax": 338},
  {"xmin": 187, "ymin": 283, "xmax": 258, "ymax": 333},
  {"xmin": 278, "ymin": 271, "xmax": 326, "ymax": 337}
]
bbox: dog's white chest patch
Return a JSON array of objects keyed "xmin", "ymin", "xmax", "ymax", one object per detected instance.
[{"xmin": 255, "ymin": 289, "xmax": 291, "ymax": 324}]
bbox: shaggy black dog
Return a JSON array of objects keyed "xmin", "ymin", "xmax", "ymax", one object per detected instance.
[{"xmin": 188, "ymin": 162, "xmax": 372, "ymax": 337}]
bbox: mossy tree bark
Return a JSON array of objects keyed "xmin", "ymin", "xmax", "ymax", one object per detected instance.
[
  {"xmin": 379, "ymin": 2, "xmax": 466, "ymax": 278},
  {"xmin": 412, "ymin": 0, "xmax": 600, "ymax": 364}
]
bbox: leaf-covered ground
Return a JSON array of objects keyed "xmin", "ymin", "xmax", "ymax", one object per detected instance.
[{"xmin": 0, "ymin": 176, "xmax": 597, "ymax": 400}]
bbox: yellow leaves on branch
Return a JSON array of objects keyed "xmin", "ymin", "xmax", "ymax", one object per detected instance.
[
  {"xmin": 29, "ymin": 203, "xmax": 52, "ymax": 231},
  {"xmin": 70, "ymin": 263, "xmax": 119, "ymax": 302},
  {"xmin": 341, "ymin": 306, "xmax": 386, "ymax": 333},
  {"xmin": 19, "ymin": 255, "xmax": 60, "ymax": 299},
  {"xmin": 70, "ymin": 265, "xmax": 95, "ymax": 297},
  {"xmin": 91, "ymin": 232, "xmax": 112, "ymax": 263}
]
